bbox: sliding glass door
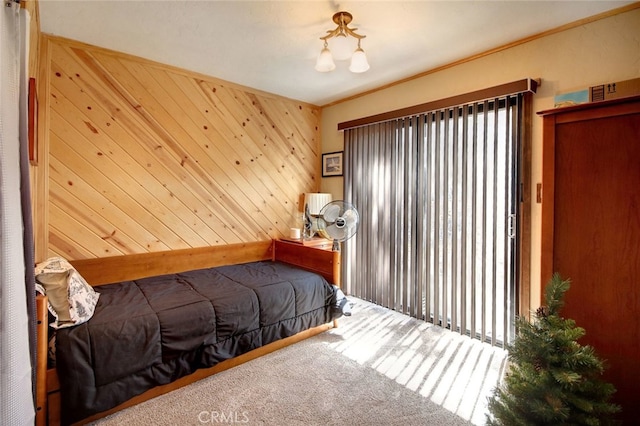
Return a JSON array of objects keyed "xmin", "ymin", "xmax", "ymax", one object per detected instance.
[{"xmin": 343, "ymin": 94, "xmax": 525, "ymax": 347}]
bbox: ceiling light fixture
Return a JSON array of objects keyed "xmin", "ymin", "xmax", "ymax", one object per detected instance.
[{"xmin": 315, "ymin": 11, "xmax": 369, "ymax": 74}]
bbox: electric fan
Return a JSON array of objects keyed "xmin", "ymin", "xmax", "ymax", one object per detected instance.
[{"xmin": 316, "ymin": 201, "xmax": 359, "ymax": 251}]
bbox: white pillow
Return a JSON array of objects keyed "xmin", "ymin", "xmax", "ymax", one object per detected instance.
[{"xmin": 35, "ymin": 257, "xmax": 100, "ymax": 329}]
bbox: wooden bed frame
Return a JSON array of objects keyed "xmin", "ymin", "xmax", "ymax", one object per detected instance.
[{"xmin": 35, "ymin": 239, "xmax": 340, "ymax": 426}]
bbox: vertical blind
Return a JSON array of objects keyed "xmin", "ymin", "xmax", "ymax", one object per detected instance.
[{"xmin": 343, "ymin": 93, "xmax": 527, "ymax": 346}]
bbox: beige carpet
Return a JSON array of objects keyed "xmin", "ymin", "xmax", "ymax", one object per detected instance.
[{"xmin": 92, "ymin": 298, "xmax": 507, "ymax": 426}]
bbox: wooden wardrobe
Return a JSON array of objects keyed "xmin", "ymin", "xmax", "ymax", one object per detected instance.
[{"xmin": 539, "ymin": 95, "xmax": 640, "ymax": 423}]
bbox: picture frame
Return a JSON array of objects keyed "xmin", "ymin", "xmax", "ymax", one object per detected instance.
[
  {"xmin": 28, "ymin": 77, "xmax": 38, "ymax": 166},
  {"xmin": 322, "ymin": 151, "xmax": 343, "ymax": 177}
]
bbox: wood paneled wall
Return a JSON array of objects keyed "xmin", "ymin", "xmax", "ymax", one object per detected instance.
[{"xmin": 39, "ymin": 35, "xmax": 321, "ymax": 260}]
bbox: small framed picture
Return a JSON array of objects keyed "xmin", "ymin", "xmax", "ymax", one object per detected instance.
[{"xmin": 322, "ymin": 151, "xmax": 343, "ymax": 177}]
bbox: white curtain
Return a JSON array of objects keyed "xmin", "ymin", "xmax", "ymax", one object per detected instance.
[{"xmin": 0, "ymin": 1, "xmax": 35, "ymax": 424}]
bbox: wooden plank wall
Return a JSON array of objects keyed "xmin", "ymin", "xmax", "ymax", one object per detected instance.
[{"xmin": 38, "ymin": 35, "xmax": 321, "ymax": 260}]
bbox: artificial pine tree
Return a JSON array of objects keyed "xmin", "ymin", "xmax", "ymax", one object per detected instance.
[{"xmin": 487, "ymin": 273, "xmax": 620, "ymax": 425}]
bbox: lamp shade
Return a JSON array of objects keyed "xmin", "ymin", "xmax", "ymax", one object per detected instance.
[
  {"xmin": 305, "ymin": 193, "xmax": 333, "ymax": 215},
  {"xmin": 349, "ymin": 47, "xmax": 370, "ymax": 73},
  {"xmin": 315, "ymin": 47, "xmax": 336, "ymax": 72},
  {"xmin": 330, "ymin": 35, "xmax": 357, "ymax": 61}
]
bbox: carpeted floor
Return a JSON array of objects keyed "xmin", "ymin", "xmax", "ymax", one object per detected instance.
[{"xmin": 92, "ymin": 297, "xmax": 507, "ymax": 426}]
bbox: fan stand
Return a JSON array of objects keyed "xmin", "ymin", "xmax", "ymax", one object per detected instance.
[{"xmin": 332, "ymin": 239, "xmax": 340, "ymax": 252}]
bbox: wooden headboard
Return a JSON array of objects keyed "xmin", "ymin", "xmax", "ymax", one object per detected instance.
[
  {"xmin": 69, "ymin": 239, "xmax": 341, "ymax": 287},
  {"xmin": 70, "ymin": 241, "xmax": 273, "ymax": 286},
  {"xmin": 272, "ymin": 239, "xmax": 341, "ymax": 286}
]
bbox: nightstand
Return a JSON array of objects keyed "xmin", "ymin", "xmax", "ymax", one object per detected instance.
[{"xmin": 278, "ymin": 236, "xmax": 333, "ymax": 250}]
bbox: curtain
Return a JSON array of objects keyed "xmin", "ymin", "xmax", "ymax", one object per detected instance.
[
  {"xmin": 1, "ymin": 1, "xmax": 35, "ymax": 424},
  {"xmin": 344, "ymin": 95, "xmax": 526, "ymax": 347}
]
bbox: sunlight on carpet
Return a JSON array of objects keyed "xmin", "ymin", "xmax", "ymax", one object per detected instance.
[
  {"xmin": 90, "ymin": 296, "xmax": 507, "ymax": 426},
  {"xmin": 326, "ymin": 297, "xmax": 508, "ymax": 425}
]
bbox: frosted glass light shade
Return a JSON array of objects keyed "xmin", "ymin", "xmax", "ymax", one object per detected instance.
[
  {"xmin": 315, "ymin": 47, "xmax": 335, "ymax": 72},
  {"xmin": 349, "ymin": 47, "xmax": 370, "ymax": 73},
  {"xmin": 330, "ymin": 35, "xmax": 356, "ymax": 61},
  {"xmin": 305, "ymin": 193, "xmax": 333, "ymax": 215}
]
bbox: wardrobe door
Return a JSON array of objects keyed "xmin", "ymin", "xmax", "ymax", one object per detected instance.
[{"xmin": 540, "ymin": 96, "xmax": 640, "ymax": 424}]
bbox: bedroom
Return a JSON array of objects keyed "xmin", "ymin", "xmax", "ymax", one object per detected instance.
[{"xmin": 2, "ymin": 0, "xmax": 639, "ymax": 424}]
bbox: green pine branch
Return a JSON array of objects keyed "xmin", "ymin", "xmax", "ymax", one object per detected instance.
[{"xmin": 486, "ymin": 274, "xmax": 621, "ymax": 425}]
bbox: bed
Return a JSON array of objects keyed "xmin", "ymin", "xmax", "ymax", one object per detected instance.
[{"xmin": 35, "ymin": 239, "xmax": 342, "ymax": 425}]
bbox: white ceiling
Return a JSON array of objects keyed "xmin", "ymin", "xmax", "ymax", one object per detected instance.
[{"xmin": 38, "ymin": 1, "xmax": 633, "ymax": 106}]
